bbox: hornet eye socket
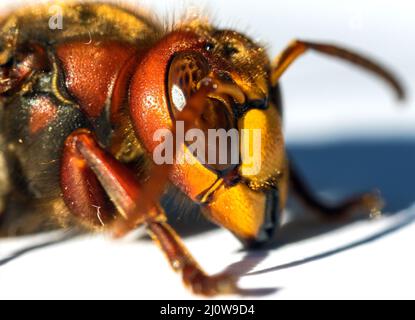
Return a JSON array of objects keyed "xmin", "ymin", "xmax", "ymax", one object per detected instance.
[
  {"xmin": 167, "ymin": 52, "xmax": 234, "ymax": 132},
  {"xmin": 167, "ymin": 52, "xmax": 237, "ymax": 172}
]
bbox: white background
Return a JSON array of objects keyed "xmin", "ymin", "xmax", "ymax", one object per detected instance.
[{"xmin": 0, "ymin": 0, "xmax": 415, "ymax": 300}]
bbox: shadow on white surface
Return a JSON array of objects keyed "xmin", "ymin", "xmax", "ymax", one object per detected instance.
[
  {"xmin": 245, "ymin": 210, "xmax": 415, "ymax": 276},
  {"xmin": 0, "ymin": 231, "xmax": 77, "ymax": 267}
]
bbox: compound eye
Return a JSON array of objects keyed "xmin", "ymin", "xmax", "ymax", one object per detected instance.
[
  {"xmin": 168, "ymin": 52, "xmax": 209, "ymax": 113},
  {"xmin": 167, "ymin": 52, "xmax": 234, "ymax": 132},
  {"xmin": 167, "ymin": 52, "xmax": 236, "ymax": 172}
]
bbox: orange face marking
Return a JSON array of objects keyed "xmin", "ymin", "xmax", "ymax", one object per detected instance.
[{"xmin": 29, "ymin": 96, "xmax": 58, "ymax": 134}]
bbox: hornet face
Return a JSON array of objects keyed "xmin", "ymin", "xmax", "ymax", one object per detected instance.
[{"xmin": 131, "ymin": 26, "xmax": 288, "ymax": 245}]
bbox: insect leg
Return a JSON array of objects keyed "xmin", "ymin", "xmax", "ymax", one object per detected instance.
[
  {"xmin": 271, "ymin": 39, "xmax": 405, "ymax": 100},
  {"xmin": 61, "ymin": 129, "xmax": 237, "ymax": 295},
  {"xmin": 289, "ymin": 160, "xmax": 383, "ymax": 220},
  {"xmin": 147, "ymin": 220, "xmax": 237, "ymax": 296},
  {"xmin": 61, "ymin": 129, "xmax": 164, "ymax": 230}
]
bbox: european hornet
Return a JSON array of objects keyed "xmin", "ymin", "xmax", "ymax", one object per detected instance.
[{"xmin": 0, "ymin": 2, "xmax": 405, "ymax": 295}]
